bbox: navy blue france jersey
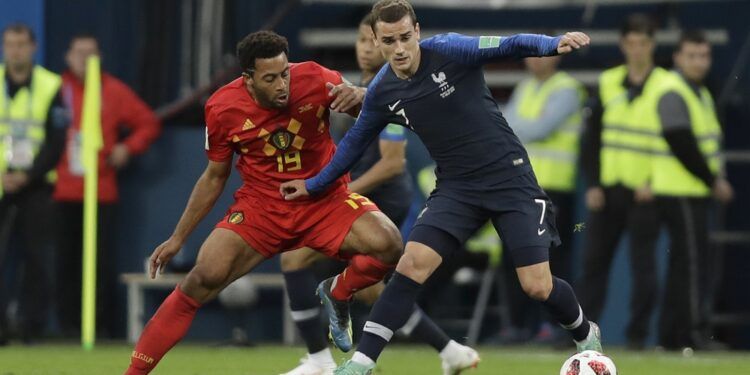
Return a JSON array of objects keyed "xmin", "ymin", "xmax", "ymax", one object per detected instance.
[{"xmin": 306, "ymin": 33, "xmax": 561, "ymax": 194}]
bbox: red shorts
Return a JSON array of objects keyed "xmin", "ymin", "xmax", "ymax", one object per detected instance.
[{"xmin": 215, "ymin": 187, "xmax": 379, "ymax": 258}]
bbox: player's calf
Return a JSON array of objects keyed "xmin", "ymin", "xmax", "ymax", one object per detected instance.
[{"xmin": 517, "ymin": 261, "xmax": 595, "ymax": 345}]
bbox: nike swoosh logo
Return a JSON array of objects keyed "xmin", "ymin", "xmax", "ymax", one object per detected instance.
[
  {"xmin": 388, "ymin": 99, "xmax": 402, "ymax": 111},
  {"xmin": 538, "ymin": 228, "xmax": 546, "ymax": 236}
]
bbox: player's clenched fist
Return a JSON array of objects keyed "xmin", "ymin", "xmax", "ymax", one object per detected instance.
[
  {"xmin": 149, "ymin": 237, "xmax": 183, "ymax": 279},
  {"xmin": 280, "ymin": 179, "xmax": 309, "ymax": 201},
  {"xmin": 557, "ymin": 32, "xmax": 590, "ymax": 54}
]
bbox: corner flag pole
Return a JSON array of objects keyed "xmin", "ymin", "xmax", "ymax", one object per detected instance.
[{"xmin": 81, "ymin": 55, "xmax": 103, "ymax": 350}]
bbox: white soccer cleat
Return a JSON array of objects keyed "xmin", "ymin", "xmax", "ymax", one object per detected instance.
[
  {"xmin": 440, "ymin": 340, "xmax": 481, "ymax": 375},
  {"xmin": 280, "ymin": 355, "xmax": 336, "ymax": 375}
]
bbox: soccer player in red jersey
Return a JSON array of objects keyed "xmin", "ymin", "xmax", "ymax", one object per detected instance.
[{"xmin": 124, "ymin": 31, "xmax": 403, "ymax": 375}]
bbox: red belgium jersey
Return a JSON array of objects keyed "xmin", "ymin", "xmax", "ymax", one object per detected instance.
[{"xmin": 205, "ymin": 61, "xmax": 348, "ymax": 201}]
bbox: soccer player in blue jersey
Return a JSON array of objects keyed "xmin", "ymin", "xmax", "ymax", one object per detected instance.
[{"xmin": 281, "ymin": 1, "xmax": 600, "ymax": 373}]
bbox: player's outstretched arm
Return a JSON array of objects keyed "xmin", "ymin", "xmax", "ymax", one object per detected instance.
[
  {"xmin": 148, "ymin": 160, "xmax": 232, "ymax": 278},
  {"xmin": 422, "ymin": 32, "xmax": 590, "ymax": 65},
  {"xmin": 280, "ymin": 97, "xmax": 387, "ymax": 201}
]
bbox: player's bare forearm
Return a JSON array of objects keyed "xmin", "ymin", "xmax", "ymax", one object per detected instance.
[
  {"xmin": 349, "ymin": 161, "xmax": 395, "ymax": 194},
  {"xmin": 170, "ymin": 160, "xmax": 231, "ymax": 243},
  {"xmin": 349, "ymin": 141, "xmax": 406, "ymax": 194}
]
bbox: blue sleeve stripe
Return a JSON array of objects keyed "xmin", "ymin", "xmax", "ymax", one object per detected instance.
[{"xmin": 379, "ymin": 123, "xmax": 406, "ymax": 141}]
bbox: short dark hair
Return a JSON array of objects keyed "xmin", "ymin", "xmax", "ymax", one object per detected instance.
[
  {"xmin": 236, "ymin": 30, "xmax": 289, "ymax": 74},
  {"xmin": 370, "ymin": 0, "xmax": 417, "ymax": 32},
  {"xmin": 2, "ymin": 23, "xmax": 36, "ymax": 43},
  {"xmin": 69, "ymin": 32, "xmax": 99, "ymax": 48},
  {"xmin": 360, "ymin": 12, "xmax": 375, "ymax": 27},
  {"xmin": 620, "ymin": 13, "xmax": 656, "ymax": 38},
  {"xmin": 676, "ymin": 29, "xmax": 709, "ymax": 52}
]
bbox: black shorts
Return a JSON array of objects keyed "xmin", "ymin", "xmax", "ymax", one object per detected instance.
[{"xmin": 408, "ymin": 171, "xmax": 561, "ymax": 267}]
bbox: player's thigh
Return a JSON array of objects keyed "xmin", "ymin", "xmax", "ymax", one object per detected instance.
[
  {"xmin": 410, "ymin": 192, "xmax": 487, "ymax": 257},
  {"xmin": 183, "ymin": 228, "xmax": 267, "ymax": 302},
  {"xmin": 491, "ymin": 195, "xmax": 559, "ymax": 269},
  {"xmin": 280, "ymin": 247, "xmax": 328, "ymax": 272},
  {"xmin": 338, "ymin": 210, "xmax": 402, "ymax": 264}
]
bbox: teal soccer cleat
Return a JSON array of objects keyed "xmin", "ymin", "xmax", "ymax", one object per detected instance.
[
  {"xmin": 317, "ymin": 277, "xmax": 353, "ymax": 352},
  {"xmin": 576, "ymin": 321, "xmax": 603, "ymax": 353},
  {"xmin": 333, "ymin": 360, "xmax": 374, "ymax": 375}
]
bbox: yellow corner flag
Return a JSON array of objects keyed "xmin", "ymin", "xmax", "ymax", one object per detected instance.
[{"xmin": 81, "ymin": 55, "xmax": 102, "ymax": 350}]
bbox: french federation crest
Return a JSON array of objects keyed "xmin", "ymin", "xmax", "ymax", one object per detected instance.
[
  {"xmin": 431, "ymin": 72, "xmax": 446, "ymax": 85},
  {"xmin": 270, "ymin": 129, "xmax": 293, "ymax": 151}
]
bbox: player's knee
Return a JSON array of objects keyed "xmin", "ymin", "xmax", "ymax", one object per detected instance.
[
  {"xmin": 185, "ymin": 265, "xmax": 230, "ymax": 293},
  {"xmin": 521, "ymin": 278, "xmax": 553, "ymax": 301},
  {"xmin": 394, "ymin": 251, "xmax": 431, "ymax": 284},
  {"xmin": 367, "ymin": 223, "xmax": 403, "ymax": 265}
]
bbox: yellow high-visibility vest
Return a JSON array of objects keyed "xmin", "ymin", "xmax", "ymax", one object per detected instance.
[
  {"xmin": 598, "ymin": 65, "xmax": 672, "ymax": 189},
  {"xmin": 515, "ymin": 71, "xmax": 586, "ymax": 192},
  {"xmin": 651, "ymin": 72, "xmax": 722, "ymax": 196},
  {"xmin": 0, "ymin": 64, "xmax": 62, "ymax": 196}
]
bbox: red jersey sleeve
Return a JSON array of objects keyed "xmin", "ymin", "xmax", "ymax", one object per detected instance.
[
  {"xmin": 316, "ymin": 63, "xmax": 343, "ymax": 107},
  {"xmin": 204, "ymin": 105, "xmax": 234, "ymax": 162}
]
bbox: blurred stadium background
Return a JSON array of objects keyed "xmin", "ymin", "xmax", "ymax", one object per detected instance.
[{"xmin": 1, "ymin": 0, "xmax": 749, "ymax": 373}]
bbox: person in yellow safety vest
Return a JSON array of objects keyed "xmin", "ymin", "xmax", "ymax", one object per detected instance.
[
  {"xmin": 644, "ymin": 30, "xmax": 733, "ymax": 350},
  {"xmin": 0, "ymin": 23, "xmax": 68, "ymax": 345},
  {"xmin": 578, "ymin": 14, "xmax": 671, "ymax": 350},
  {"xmin": 500, "ymin": 55, "xmax": 586, "ymax": 344}
]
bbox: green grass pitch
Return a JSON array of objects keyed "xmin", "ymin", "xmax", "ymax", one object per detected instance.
[{"xmin": 0, "ymin": 344, "xmax": 749, "ymax": 374}]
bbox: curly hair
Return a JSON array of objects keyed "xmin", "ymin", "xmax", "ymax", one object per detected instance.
[{"xmin": 236, "ymin": 30, "xmax": 289, "ymax": 74}]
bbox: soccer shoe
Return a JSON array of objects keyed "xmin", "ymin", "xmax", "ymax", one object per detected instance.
[
  {"xmin": 280, "ymin": 355, "xmax": 336, "ymax": 375},
  {"xmin": 333, "ymin": 360, "xmax": 374, "ymax": 375},
  {"xmin": 317, "ymin": 278, "xmax": 353, "ymax": 352},
  {"xmin": 575, "ymin": 321, "xmax": 603, "ymax": 353},
  {"xmin": 440, "ymin": 341, "xmax": 480, "ymax": 375}
]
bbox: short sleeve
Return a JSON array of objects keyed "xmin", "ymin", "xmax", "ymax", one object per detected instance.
[
  {"xmin": 658, "ymin": 91, "xmax": 692, "ymax": 132},
  {"xmin": 379, "ymin": 123, "xmax": 406, "ymax": 142},
  {"xmin": 204, "ymin": 106, "xmax": 233, "ymax": 162}
]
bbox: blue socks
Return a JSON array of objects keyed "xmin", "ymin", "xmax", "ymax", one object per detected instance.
[
  {"xmin": 284, "ymin": 269, "xmax": 328, "ymax": 354},
  {"xmin": 358, "ymin": 272, "xmax": 422, "ymax": 361},
  {"xmin": 542, "ymin": 277, "xmax": 590, "ymax": 341}
]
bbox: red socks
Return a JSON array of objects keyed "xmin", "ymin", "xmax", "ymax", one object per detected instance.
[
  {"xmin": 330, "ymin": 255, "xmax": 394, "ymax": 301},
  {"xmin": 124, "ymin": 286, "xmax": 201, "ymax": 375}
]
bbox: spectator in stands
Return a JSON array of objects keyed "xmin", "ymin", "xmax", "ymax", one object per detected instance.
[
  {"xmin": 54, "ymin": 33, "xmax": 161, "ymax": 338},
  {"xmin": 578, "ymin": 14, "xmax": 670, "ymax": 350},
  {"xmin": 0, "ymin": 23, "xmax": 67, "ymax": 344},
  {"xmin": 500, "ymin": 54, "xmax": 586, "ymax": 344},
  {"xmin": 646, "ymin": 30, "xmax": 733, "ymax": 349}
]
